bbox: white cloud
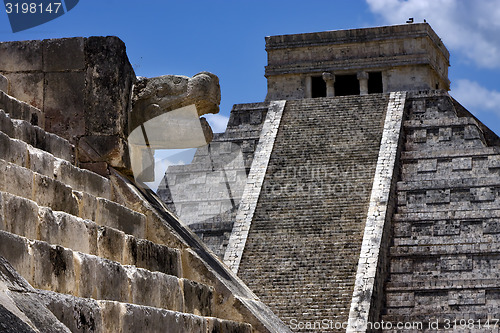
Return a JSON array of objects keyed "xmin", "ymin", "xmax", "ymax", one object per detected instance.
[
  {"xmin": 451, "ymin": 79, "xmax": 500, "ymax": 114},
  {"xmin": 204, "ymin": 113, "xmax": 229, "ymax": 133},
  {"xmin": 366, "ymin": 0, "xmax": 500, "ymax": 68}
]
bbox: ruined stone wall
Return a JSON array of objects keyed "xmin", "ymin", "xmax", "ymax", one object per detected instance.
[
  {"xmin": 383, "ymin": 91, "xmax": 500, "ymax": 329},
  {"xmin": 236, "ymin": 95, "xmax": 389, "ymax": 331},
  {"xmin": 0, "ymin": 37, "xmax": 135, "ymax": 175}
]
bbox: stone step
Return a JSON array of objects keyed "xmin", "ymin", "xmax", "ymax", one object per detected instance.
[
  {"xmin": 38, "ymin": 289, "xmax": 252, "ymax": 333},
  {"xmin": 0, "ymin": 190, "xmax": 181, "ymax": 277},
  {"xmin": 0, "ymin": 230, "xmax": 215, "ymax": 316},
  {"xmin": 0, "ymin": 90, "xmax": 44, "ymax": 129},
  {"xmin": 0, "ymin": 159, "xmax": 148, "ymax": 239},
  {"xmin": 0, "ymin": 108, "xmax": 73, "ymax": 162},
  {"xmin": 0, "ymin": 129, "xmax": 109, "ymax": 199}
]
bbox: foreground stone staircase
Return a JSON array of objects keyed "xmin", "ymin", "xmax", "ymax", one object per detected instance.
[{"xmin": 0, "ymin": 90, "xmax": 287, "ymax": 332}]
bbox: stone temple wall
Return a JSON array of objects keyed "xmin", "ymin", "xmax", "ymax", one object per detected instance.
[{"xmin": 383, "ymin": 91, "xmax": 500, "ymax": 329}]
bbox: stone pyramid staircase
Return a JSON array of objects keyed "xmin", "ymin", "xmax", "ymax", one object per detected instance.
[{"xmin": 0, "ymin": 90, "xmax": 288, "ymax": 332}]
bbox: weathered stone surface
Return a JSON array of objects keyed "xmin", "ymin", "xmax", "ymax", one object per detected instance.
[
  {"xmin": 126, "ymin": 267, "xmax": 184, "ymax": 311},
  {"xmin": 42, "ymin": 38, "xmax": 85, "ymax": 72},
  {"xmin": 0, "ymin": 160, "xmax": 33, "ymax": 200},
  {"xmin": 2, "ymin": 192, "xmax": 38, "ymax": 240},
  {"xmin": 99, "ymin": 301, "xmax": 207, "ymax": 333},
  {"xmin": 0, "ymin": 231, "xmax": 32, "ymax": 283},
  {"xmin": 4, "ymin": 73, "xmax": 44, "ymax": 109},
  {"xmin": 31, "ymin": 241, "xmax": 76, "ymax": 295},
  {"xmin": 0, "ymin": 256, "xmax": 72, "ymax": 333},
  {"xmin": 182, "ymin": 278, "xmax": 213, "ymax": 317},
  {"xmin": 95, "ymin": 198, "xmax": 146, "ymax": 238},
  {"xmin": 124, "ymin": 236, "xmax": 182, "ymax": 277},
  {"xmin": 0, "ymin": 74, "xmax": 8, "ymax": 92},
  {"xmin": 33, "ymin": 173, "xmax": 79, "ymax": 216},
  {"xmin": 39, "ymin": 290, "xmax": 102, "ymax": 333},
  {"xmin": 0, "ymin": 40, "xmax": 43, "ymax": 72},
  {"xmin": 44, "ymin": 72, "xmax": 86, "ymax": 138},
  {"xmin": 54, "ymin": 160, "xmax": 111, "ymax": 199}
]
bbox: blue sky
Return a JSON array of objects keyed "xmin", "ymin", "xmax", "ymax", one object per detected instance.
[{"xmin": 1, "ymin": 0, "xmax": 499, "ymax": 136}]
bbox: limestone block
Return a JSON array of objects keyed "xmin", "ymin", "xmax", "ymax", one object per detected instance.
[
  {"xmin": 0, "ymin": 131, "xmax": 27, "ymax": 166},
  {"xmin": 2, "ymin": 193, "xmax": 39, "ymax": 240},
  {"xmin": 0, "ymin": 230, "xmax": 32, "ymax": 281},
  {"xmin": 471, "ymin": 187, "xmax": 496, "ymax": 202},
  {"xmin": 38, "ymin": 208, "xmax": 98, "ymax": 255},
  {"xmin": 0, "ymin": 74, "xmax": 8, "ymax": 92},
  {"xmin": 417, "ymin": 159, "xmax": 437, "ymax": 173},
  {"xmin": 31, "ymin": 241, "xmax": 76, "ymax": 295},
  {"xmin": 42, "ymin": 38, "xmax": 85, "ymax": 72},
  {"xmin": 33, "ymin": 174, "xmax": 79, "ymax": 216},
  {"xmin": 0, "ymin": 40, "xmax": 43, "ymax": 72},
  {"xmin": 84, "ymin": 36, "xmax": 134, "ymax": 137},
  {"xmin": 54, "ymin": 160, "xmax": 111, "ymax": 199},
  {"xmin": 0, "ymin": 110, "xmax": 15, "ymax": 137},
  {"xmin": 440, "ymin": 255, "xmax": 472, "ymax": 272},
  {"xmin": 386, "ymin": 292, "xmax": 415, "ymax": 307},
  {"xmin": 0, "ymin": 160, "xmax": 33, "ymax": 200},
  {"xmin": 426, "ymin": 189, "xmax": 450, "ymax": 204},
  {"xmin": 464, "ymin": 125, "xmax": 481, "ymax": 140},
  {"xmin": 433, "ymin": 220, "xmax": 460, "ymax": 236},
  {"xmin": 438, "ymin": 127, "xmax": 452, "ymax": 141},
  {"xmin": 45, "ymin": 132, "xmax": 74, "ymax": 162},
  {"xmin": 483, "ymin": 219, "xmax": 500, "ymax": 234},
  {"xmin": 95, "ymin": 198, "xmax": 146, "ymax": 238},
  {"xmin": 77, "ymin": 135, "xmax": 128, "ymax": 169},
  {"xmin": 44, "ymin": 72, "xmax": 86, "ymax": 141},
  {"xmin": 145, "ymin": 209, "xmax": 187, "ymax": 250},
  {"xmin": 206, "ymin": 318, "xmax": 252, "ymax": 333},
  {"xmin": 3, "ymin": 73, "xmax": 44, "ymax": 109},
  {"xmin": 448, "ymin": 290, "xmax": 485, "ymax": 306},
  {"xmin": 39, "ymin": 290, "xmax": 103, "ymax": 333},
  {"xmin": 125, "ymin": 267, "xmax": 184, "ymax": 311},
  {"xmin": 182, "ymin": 278, "xmax": 214, "ymax": 317},
  {"xmin": 488, "ymin": 155, "xmax": 500, "ymax": 169},
  {"xmin": 413, "ymin": 129, "xmax": 427, "ymax": 143},
  {"xmin": 124, "ymin": 236, "xmax": 182, "ymax": 277},
  {"xmin": 390, "ymin": 258, "xmax": 413, "ymax": 273},
  {"xmin": 452, "ymin": 157, "xmax": 472, "ymax": 171},
  {"xmin": 97, "ymin": 226, "xmax": 125, "ymax": 263},
  {"xmin": 75, "ymin": 253, "xmax": 128, "ymax": 301},
  {"xmin": 28, "ymin": 146, "xmax": 56, "ymax": 177},
  {"xmin": 73, "ymin": 191, "xmax": 98, "ymax": 221},
  {"xmin": 99, "ymin": 301, "xmax": 206, "ymax": 333}
]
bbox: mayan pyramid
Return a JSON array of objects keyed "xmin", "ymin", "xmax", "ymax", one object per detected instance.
[{"xmin": 158, "ymin": 23, "xmax": 500, "ymax": 332}]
